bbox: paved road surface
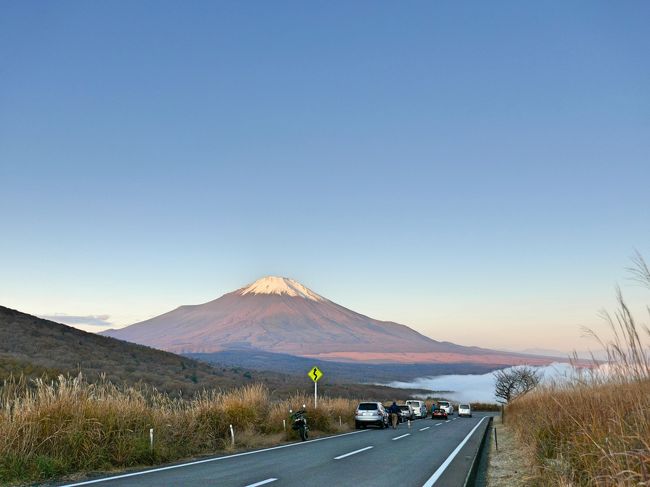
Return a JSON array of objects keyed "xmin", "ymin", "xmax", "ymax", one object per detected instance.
[{"xmin": 57, "ymin": 413, "xmax": 493, "ymax": 487}]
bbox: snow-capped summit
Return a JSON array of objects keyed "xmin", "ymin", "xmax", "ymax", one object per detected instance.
[
  {"xmin": 239, "ymin": 276, "xmax": 325, "ymax": 302},
  {"xmin": 101, "ymin": 276, "xmax": 553, "ymax": 367}
]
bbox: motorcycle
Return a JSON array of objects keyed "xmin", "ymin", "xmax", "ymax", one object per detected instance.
[{"xmin": 289, "ymin": 405, "xmax": 309, "ymax": 441}]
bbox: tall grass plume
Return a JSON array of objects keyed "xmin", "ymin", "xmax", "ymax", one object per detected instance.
[{"xmin": 506, "ymin": 254, "xmax": 650, "ymax": 486}]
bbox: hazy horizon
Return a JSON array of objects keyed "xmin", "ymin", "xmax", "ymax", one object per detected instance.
[{"xmin": 2, "ymin": 2, "xmax": 649, "ymax": 352}]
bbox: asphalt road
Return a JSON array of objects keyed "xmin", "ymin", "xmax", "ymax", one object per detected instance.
[{"xmin": 57, "ymin": 413, "xmax": 493, "ymax": 487}]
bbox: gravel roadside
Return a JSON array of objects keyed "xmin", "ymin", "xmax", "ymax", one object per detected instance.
[{"xmin": 486, "ymin": 416, "xmax": 537, "ymax": 486}]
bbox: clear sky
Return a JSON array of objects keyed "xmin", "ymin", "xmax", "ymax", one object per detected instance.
[{"xmin": 1, "ymin": 1, "xmax": 649, "ymax": 352}]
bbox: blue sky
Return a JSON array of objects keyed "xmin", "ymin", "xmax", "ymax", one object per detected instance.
[{"xmin": 1, "ymin": 1, "xmax": 649, "ymax": 351}]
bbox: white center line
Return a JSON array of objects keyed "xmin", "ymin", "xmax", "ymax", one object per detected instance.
[
  {"xmin": 59, "ymin": 429, "xmax": 370, "ymax": 486},
  {"xmin": 392, "ymin": 433, "xmax": 411, "ymax": 441},
  {"xmin": 244, "ymin": 479, "xmax": 277, "ymax": 487},
  {"xmin": 334, "ymin": 446, "xmax": 373, "ymax": 460},
  {"xmin": 445, "ymin": 420, "xmax": 451, "ymax": 423},
  {"xmin": 419, "ymin": 426, "xmax": 430, "ymax": 431},
  {"xmin": 434, "ymin": 423, "xmax": 442, "ymax": 426}
]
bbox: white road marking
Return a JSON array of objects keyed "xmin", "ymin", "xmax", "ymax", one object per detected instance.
[
  {"xmin": 244, "ymin": 479, "xmax": 277, "ymax": 487},
  {"xmin": 59, "ymin": 429, "xmax": 371, "ymax": 486},
  {"xmin": 421, "ymin": 417, "xmax": 488, "ymax": 487},
  {"xmin": 434, "ymin": 423, "xmax": 442, "ymax": 427},
  {"xmin": 334, "ymin": 446, "xmax": 374, "ymax": 460},
  {"xmin": 392, "ymin": 433, "xmax": 411, "ymax": 441},
  {"xmin": 419, "ymin": 426, "xmax": 430, "ymax": 431},
  {"xmin": 445, "ymin": 420, "xmax": 451, "ymax": 423}
]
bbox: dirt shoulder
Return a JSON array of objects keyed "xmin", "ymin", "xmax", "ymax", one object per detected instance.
[{"xmin": 486, "ymin": 416, "xmax": 537, "ymax": 487}]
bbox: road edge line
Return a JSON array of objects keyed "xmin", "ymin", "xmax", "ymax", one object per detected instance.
[
  {"xmin": 463, "ymin": 415, "xmax": 493, "ymax": 487},
  {"xmin": 421, "ymin": 416, "xmax": 488, "ymax": 487},
  {"xmin": 59, "ymin": 429, "xmax": 371, "ymax": 486}
]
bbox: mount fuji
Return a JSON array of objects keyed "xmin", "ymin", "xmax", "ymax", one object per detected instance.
[{"xmin": 101, "ymin": 276, "xmax": 552, "ymax": 366}]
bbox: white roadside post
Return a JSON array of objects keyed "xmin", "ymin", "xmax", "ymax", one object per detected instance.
[
  {"xmin": 229, "ymin": 424, "xmax": 234, "ymax": 446},
  {"xmin": 149, "ymin": 428, "xmax": 154, "ymax": 451}
]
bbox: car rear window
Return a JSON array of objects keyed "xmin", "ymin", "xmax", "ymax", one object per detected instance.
[
  {"xmin": 398, "ymin": 405, "xmax": 409, "ymax": 410},
  {"xmin": 438, "ymin": 401, "xmax": 449, "ymax": 406},
  {"xmin": 358, "ymin": 403, "xmax": 379, "ymax": 410},
  {"xmin": 460, "ymin": 404, "xmax": 470, "ymax": 409}
]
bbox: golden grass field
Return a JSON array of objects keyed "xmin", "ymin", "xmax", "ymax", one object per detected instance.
[
  {"xmin": 0, "ymin": 377, "xmax": 358, "ymax": 485},
  {"xmin": 504, "ymin": 262, "xmax": 650, "ymax": 486}
]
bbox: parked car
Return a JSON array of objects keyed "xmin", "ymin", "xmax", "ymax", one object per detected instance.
[
  {"xmin": 458, "ymin": 404, "xmax": 472, "ymax": 417},
  {"xmin": 405, "ymin": 400, "xmax": 427, "ymax": 419},
  {"xmin": 355, "ymin": 402, "xmax": 388, "ymax": 429},
  {"xmin": 397, "ymin": 404, "xmax": 414, "ymax": 422},
  {"xmin": 437, "ymin": 400, "xmax": 454, "ymax": 416}
]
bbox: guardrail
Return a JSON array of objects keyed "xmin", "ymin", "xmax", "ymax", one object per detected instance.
[{"xmin": 463, "ymin": 415, "xmax": 494, "ymax": 486}]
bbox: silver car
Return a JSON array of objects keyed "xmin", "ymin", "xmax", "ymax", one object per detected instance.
[{"xmin": 355, "ymin": 402, "xmax": 388, "ymax": 429}]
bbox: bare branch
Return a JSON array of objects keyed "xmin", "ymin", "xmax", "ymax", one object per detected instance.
[{"xmin": 493, "ymin": 365, "xmax": 542, "ymax": 403}]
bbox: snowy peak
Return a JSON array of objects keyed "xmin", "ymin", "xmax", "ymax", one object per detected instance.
[{"xmin": 239, "ymin": 276, "xmax": 325, "ymax": 302}]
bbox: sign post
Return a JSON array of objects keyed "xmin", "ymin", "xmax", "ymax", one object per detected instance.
[{"xmin": 308, "ymin": 366, "xmax": 323, "ymax": 408}]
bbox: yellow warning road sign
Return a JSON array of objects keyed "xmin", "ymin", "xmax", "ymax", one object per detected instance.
[{"xmin": 308, "ymin": 366, "xmax": 323, "ymax": 382}]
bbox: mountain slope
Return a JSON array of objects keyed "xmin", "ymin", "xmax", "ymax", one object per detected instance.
[
  {"xmin": 103, "ymin": 277, "xmax": 552, "ymax": 366},
  {"xmin": 0, "ymin": 306, "xmax": 432, "ymax": 399},
  {"xmin": 0, "ymin": 305, "xmax": 268, "ymax": 395}
]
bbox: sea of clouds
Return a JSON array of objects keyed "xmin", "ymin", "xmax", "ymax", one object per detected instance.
[{"xmin": 384, "ymin": 362, "xmax": 578, "ymax": 403}]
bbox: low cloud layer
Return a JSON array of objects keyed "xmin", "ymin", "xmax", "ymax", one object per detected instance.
[
  {"xmin": 384, "ymin": 363, "xmax": 577, "ymax": 404},
  {"xmin": 40, "ymin": 314, "xmax": 113, "ymax": 329}
]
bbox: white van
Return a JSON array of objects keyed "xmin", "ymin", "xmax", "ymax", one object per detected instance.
[
  {"xmin": 458, "ymin": 404, "xmax": 472, "ymax": 417},
  {"xmin": 405, "ymin": 400, "xmax": 427, "ymax": 419}
]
